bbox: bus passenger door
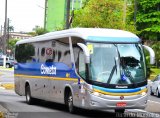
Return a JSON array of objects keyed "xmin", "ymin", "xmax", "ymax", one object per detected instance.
[{"xmin": 74, "ymin": 51, "xmax": 87, "ymax": 107}]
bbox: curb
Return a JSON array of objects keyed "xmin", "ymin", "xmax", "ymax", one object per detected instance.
[
  {"xmin": 0, "ymin": 83, "xmax": 14, "ymax": 90},
  {"xmin": 0, "ymin": 112, "xmax": 4, "ymax": 118},
  {"xmin": 0, "ymin": 105, "xmax": 8, "ymax": 118}
]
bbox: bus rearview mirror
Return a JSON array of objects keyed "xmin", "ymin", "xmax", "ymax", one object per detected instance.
[
  {"xmin": 77, "ymin": 43, "xmax": 90, "ymax": 63},
  {"xmin": 143, "ymin": 45, "xmax": 155, "ymax": 64}
]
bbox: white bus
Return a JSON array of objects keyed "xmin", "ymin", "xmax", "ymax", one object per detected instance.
[{"xmin": 14, "ymin": 28, "xmax": 155, "ymax": 113}]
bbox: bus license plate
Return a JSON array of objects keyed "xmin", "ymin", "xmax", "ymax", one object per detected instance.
[{"xmin": 116, "ymin": 102, "xmax": 126, "ymax": 107}]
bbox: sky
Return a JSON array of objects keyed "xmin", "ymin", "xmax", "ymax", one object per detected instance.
[{"xmin": 0, "ymin": 0, "xmax": 45, "ymax": 32}]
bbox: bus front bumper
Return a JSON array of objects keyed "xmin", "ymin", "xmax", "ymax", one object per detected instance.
[{"xmin": 85, "ymin": 93, "xmax": 148, "ymax": 110}]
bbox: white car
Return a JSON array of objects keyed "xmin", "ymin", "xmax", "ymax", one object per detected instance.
[{"xmin": 150, "ymin": 74, "xmax": 160, "ymax": 97}]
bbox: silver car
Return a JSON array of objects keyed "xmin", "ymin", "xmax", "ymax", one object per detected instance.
[
  {"xmin": 150, "ymin": 74, "xmax": 160, "ymax": 97},
  {"xmin": 0, "ymin": 57, "xmax": 14, "ymax": 68}
]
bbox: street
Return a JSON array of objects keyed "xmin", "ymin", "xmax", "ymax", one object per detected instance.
[
  {"xmin": 0, "ymin": 89, "xmax": 119, "ymax": 118},
  {"xmin": 0, "ymin": 68, "xmax": 160, "ymax": 118}
]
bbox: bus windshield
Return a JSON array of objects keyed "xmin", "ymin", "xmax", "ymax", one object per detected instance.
[{"xmin": 88, "ymin": 43, "xmax": 146, "ymax": 85}]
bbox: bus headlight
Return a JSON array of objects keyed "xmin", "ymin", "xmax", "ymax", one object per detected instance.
[
  {"xmin": 93, "ymin": 92, "xmax": 100, "ymax": 96},
  {"xmin": 141, "ymin": 92, "xmax": 147, "ymax": 96},
  {"xmin": 93, "ymin": 91, "xmax": 102, "ymax": 97}
]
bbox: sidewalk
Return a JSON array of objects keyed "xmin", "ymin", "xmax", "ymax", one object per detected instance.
[
  {"xmin": 0, "ymin": 67, "xmax": 14, "ymax": 90},
  {"xmin": 0, "ymin": 83, "xmax": 14, "ymax": 90}
]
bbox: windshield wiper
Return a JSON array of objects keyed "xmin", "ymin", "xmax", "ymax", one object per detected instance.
[{"xmin": 107, "ymin": 64, "xmax": 116, "ymax": 84}]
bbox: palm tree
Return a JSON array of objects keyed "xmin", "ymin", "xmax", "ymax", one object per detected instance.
[{"xmin": 7, "ymin": 26, "xmax": 14, "ymax": 32}]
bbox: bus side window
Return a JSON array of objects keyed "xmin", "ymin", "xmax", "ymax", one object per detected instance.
[{"xmin": 78, "ymin": 51, "xmax": 86, "ymax": 80}]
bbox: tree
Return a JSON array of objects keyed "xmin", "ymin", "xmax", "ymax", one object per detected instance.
[
  {"xmin": 72, "ymin": 0, "xmax": 124, "ymax": 29},
  {"xmin": 29, "ymin": 26, "xmax": 48, "ymax": 36},
  {"xmin": 72, "ymin": 0, "xmax": 136, "ymax": 33},
  {"xmin": 7, "ymin": 26, "xmax": 14, "ymax": 32},
  {"xmin": 8, "ymin": 38, "xmax": 19, "ymax": 56},
  {"xmin": 136, "ymin": 0, "xmax": 160, "ymax": 40}
]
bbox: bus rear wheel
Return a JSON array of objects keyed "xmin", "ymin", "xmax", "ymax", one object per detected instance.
[{"xmin": 25, "ymin": 85, "xmax": 34, "ymax": 105}]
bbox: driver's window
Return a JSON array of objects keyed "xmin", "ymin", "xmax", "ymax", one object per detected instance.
[{"xmin": 78, "ymin": 51, "xmax": 86, "ymax": 79}]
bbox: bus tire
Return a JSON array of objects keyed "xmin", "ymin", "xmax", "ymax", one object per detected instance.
[
  {"xmin": 25, "ymin": 85, "xmax": 34, "ymax": 105},
  {"xmin": 67, "ymin": 91, "xmax": 76, "ymax": 113}
]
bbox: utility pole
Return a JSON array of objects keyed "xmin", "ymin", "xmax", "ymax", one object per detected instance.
[
  {"xmin": 65, "ymin": 0, "xmax": 71, "ymax": 29},
  {"xmin": 44, "ymin": 0, "xmax": 48, "ymax": 30},
  {"xmin": 7, "ymin": 18, "xmax": 10, "ymax": 49},
  {"xmin": 0, "ymin": 25, "xmax": 3, "ymax": 53},
  {"xmin": 0, "ymin": 25, "xmax": 3, "ymax": 35},
  {"xmin": 134, "ymin": 0, "xmax": 137, "ymax": 26},
  {"xmin": 3, "ymin": 0, "xmax": 8, "ymax": 55}
]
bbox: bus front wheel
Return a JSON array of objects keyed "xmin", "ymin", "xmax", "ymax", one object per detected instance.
[
  {"xmin": 67, "ymin": 92, "xmax": 75, "ymax": 113},
  {"xmin": 25, "ymin": 85, "xmax": 34, "ymax": 105}
]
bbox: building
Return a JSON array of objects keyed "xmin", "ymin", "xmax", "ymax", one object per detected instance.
[
  {"xmin": 45, "ymin": 0, "xmax": 85, "ymax": 32},
  {"xmin": 0, "ymin": 32, "xmax": 32, "ymax": 56},
  {"xmin": 9, "ymin": 32, "xmax": 32, "ymax": 40}
]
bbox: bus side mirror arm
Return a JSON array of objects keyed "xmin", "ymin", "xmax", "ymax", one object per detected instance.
[
  {"xmin": 77, "ymin": 43, "xmax": 90, "ymax": 63},
  {"xmin": 143, "ymin": 45, "xmax": 155, "ymax": 64}
]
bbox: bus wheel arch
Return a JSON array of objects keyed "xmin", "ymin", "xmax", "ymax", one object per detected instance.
[
  {"xmin": 64, "ymin": 86, "xmax": 76, "ymax": 113},
  {"xmin": 25, "ymin": 82, "xmax": 34, "ymax": 105}
]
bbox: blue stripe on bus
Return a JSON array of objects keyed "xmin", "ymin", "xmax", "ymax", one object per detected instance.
[
  {"xmin": 87, "ymin": 36, "xmax": 140, "ymax": 43},
  {"xmin": 92, "ymin": 85, "xmax": 147, "ymax": 93},
  {"xmin": 14, "ymin": 62, "xmax": 78, "ymax": 78}
]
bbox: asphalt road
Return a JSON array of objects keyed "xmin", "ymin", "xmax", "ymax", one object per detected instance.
[
  {"xmin": 0, "ymin": 89, "xmax": 118, "ymax": 118},
  {"xmin": 0, "ymin": 68, "xmax": 14, "ymax": 83}
]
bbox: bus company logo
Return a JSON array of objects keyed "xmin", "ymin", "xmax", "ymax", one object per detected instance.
[
  {"xmin": 120, "ymin": 96, "xmax": 124, "ymax": 100},
  {"xmin": 41, "ymin": 64, "xmax": 56, "ymax": 75}
]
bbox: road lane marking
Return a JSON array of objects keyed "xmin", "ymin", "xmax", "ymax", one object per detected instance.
[{"xmin": 148, "ymin": 100, "xmax": 160, "ymax": 105}]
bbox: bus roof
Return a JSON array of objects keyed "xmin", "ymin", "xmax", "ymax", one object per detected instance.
[{"xmin": 16, "ymin": 28, "xmax": 141, "ymax": 45}]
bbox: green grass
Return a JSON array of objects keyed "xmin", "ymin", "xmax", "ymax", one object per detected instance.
[
  {"xmin": 0, "ymin": 66, "xmax": 14, "ymax": 70},
  {"xmin": 149, "ymin": 68, "xmax": 160, "ymax": 80}
]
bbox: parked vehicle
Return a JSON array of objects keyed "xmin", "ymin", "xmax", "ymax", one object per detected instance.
[
  {"xmin": 0, "ymin": 57, "xmax": 14, "ymax": 68},
  {"xmin": 150, "ymin": 74, "xmax": 160, "ymax": 97}
]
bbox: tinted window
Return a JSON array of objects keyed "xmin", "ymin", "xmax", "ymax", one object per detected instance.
[
  {"xmin": 56, "ymin": 38, "xmax": 71, "ymax": 68},
  {"xmin": 15, "ymin": 43, "xmax": 35, "ymax": 63},
  {"xmin": 37, "ymin": 38, "xmax": 72, "ymax": 68}
]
